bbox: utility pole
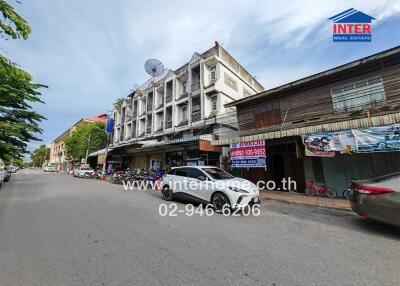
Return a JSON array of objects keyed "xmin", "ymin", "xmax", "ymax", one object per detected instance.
[
  {"xmin": 102, "ymin": 133, "xmax": 110, "ymax": 174},
  {"xmin": 85, "ymin": 133, "xmax": 91, "ymax": 165}
]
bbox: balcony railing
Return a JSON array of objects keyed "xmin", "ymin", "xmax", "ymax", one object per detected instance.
[
  {"xmin": 177, "ymin": 92, "xmax": 188, "ymax": 100},
  {"xmin": 177, "ymin": 120, "xmax": 188, "ymax": 127},
  {"xmin": 191, "ymin": 111, "xmax": 201, "ymax": 122},
  {"xmin": 146, "ymin": 127, "xmax": 152, "ymax": 134},
  {"xmin": 166, "ymin": 121, "xmax": 172, "ymax": 129},
  {"xmin": 191, "ymin": 81, "xmax": 200, "ymax": 91}
]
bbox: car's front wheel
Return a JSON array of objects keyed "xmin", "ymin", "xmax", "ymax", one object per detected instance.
[
  {"xmin": 211, "ymin": 192, "xmax": 231, "ymax": 213},
  {"xmin": 162, "ymin": 185, "xmax": 173, "ymax": 201}
]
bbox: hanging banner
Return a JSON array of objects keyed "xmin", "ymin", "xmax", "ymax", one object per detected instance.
[
  {"xmin": 105, "ymin": 116, "xmax": 114, "ymax": 133},
  {"xmin": 97, "ymin": 154, "xmax": 105, "ymax": 165},
  {"xmin": 302, "ymin": 130, "xmax": 356, "ymax": 157},
  {"xmin": 230, "ymin": 140, "xmax": 267, "ymax": 168},
  {"xmin": 354, "ymin": 124, "xmax": 400, "ymax": 152}
]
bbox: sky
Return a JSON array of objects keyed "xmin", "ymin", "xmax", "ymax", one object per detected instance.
[{"xmin": 2, "ymin": 0, "xmax": 400, "ymax": 152}]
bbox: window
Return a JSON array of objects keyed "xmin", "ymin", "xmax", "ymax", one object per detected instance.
[
  {"xmin": 211, "ymin": 96, "xmax": 218, "ymax": 112},
  {"xmin": 182, "ymin": 81, "xmax": 187, "ymax": 93},
  {"xmin": 331, "ymin": 76, "xmax": 385, "ymax": 112},
  {"xmin": 243, "ymin": 88, "xmax": 251, "ymax": 97},
  {"xmin": 188, "ymin": 168, "xmax": 207, "ymax": 180},
  {"xmin": 170, "ymin": 168, "xmax": 188, "ymax": 177},
  {"xmin": 202, "ymin": 168, "xmax": 234, "ymax": 180},
  {"xmin": 182, "ymin": 105, "xmax": 188, "ymax": 121},
  {"xmin": 210, "ymin": 66, "xmax": 217, "ymax": 81},
  {"xmin": 254, "ymin": 102, "xmax": 281, "ymax": 128}
]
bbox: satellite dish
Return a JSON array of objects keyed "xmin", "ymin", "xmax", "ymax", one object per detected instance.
[{"xmin": 144, "ymin": 58, "xmax": 164, "ymax": 77}]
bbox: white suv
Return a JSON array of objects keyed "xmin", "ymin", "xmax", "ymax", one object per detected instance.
[
  {"xmin": 161, "ymin": 166, "xmax": 260, "ymax": 210},
  {"xmin": 74, "ymin": 167, "xmax": 94, "ymax": 178}
]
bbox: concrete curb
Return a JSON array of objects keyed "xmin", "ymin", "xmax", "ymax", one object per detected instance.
[{"xmin": 260, "ymin": 197, "xmax": 353, "ymax": 213}]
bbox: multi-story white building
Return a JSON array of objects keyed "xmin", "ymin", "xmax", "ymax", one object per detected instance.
[{"xmin": 109, "ymin": 42, "xmax": 264, "ymax": 170}]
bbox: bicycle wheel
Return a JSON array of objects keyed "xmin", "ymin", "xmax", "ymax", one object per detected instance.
[
  {"xmin": 326, "ymin": 188, "xmax": 337, "ymax": 198},
  {"xmin": 305, "ymin": 186, "xmax": 315, "ymax": 196}
]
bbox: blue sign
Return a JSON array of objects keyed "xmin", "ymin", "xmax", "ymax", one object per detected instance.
[
  {"xmin": 328, "ymin": 8, "xmax": 375, "ymax": 42},
  {"xmin": 105, "ymin": 116, "xmax": 114, "ymax": 133},
  {"xmin": 230, "ymin": 140, "xmax": 267, "ymax": 168},
  {"xmin": 353, "ymin": 124, "xmax": 400, "ymax": 153},
  {"xmin": 231, "ymin": 157, "xmax": 267, "ymax": 168}
]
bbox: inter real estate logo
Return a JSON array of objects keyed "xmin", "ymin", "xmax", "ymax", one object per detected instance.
[{"xmin": 328, "ymin": 8, "xmax": 375, "ymax": 42}]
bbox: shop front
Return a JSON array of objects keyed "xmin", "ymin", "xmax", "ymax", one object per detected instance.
[
  {"xmin": 229, "ymin": 138, "xmax": 305, "ymax": 192},
  {"xmin": 303, "ymin": 124, "xmax": 400, "ymax": 197},
  {"xmin": 165, "ymin": 137, "xmax": 221, "ymax": 170}
]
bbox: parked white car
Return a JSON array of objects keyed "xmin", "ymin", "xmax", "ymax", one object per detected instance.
[
  {"xmin": 74, "ymin": 167, "xmax": 94, "ymax": 178},
  {"xmin": 44, "ymin": 163, "xmax": 55, "ymax": 172},
  {"xmin": 161, "ymin": 166, "xmax": 260, "ymax": 211}
]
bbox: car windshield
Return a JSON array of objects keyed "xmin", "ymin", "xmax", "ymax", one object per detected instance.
[{"xmin": 202, "ymin": 168, "xmax": 234, "ymax": 180}]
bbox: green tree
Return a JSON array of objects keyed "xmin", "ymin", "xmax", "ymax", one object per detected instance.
[
  {"xmin": 0, "ymin": 0, "xmax": 31, "ymax": 40},
  {"xmin": 0, "ymin": 1, "xmax": 46, "ymax": 163},
  {"xmin": 30, "ymin": 144, "xmax": 49, "ymax": 167},
  {"xmin": 64, "ymin": 122, "xmax": 106, "ymax": 161}
]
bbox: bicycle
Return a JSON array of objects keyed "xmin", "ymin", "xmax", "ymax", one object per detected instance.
[{"xmin": 305, "ymin": 181, "xmax": 337, "ymax": 198}]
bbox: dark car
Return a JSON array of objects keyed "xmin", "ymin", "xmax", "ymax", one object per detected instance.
[
  {"xmin": 349, "ymin": 172, "xmax": 400, "ymax": 227},
  {"xmin": 4, "ymin": 168, "xmax": 11, "ymax": 182}
]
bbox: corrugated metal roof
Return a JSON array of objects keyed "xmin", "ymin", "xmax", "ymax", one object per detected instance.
[{"xmin": 211, "ymin": 112, "xmax": 400, "ymax": 146}]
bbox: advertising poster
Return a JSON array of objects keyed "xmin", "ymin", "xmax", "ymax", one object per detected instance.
[
  {"xmin": 302, "ymin": 130, "xmax": 356, "ymax": 157},
  {"xmin": 230, "ymin": 139, "xmax": 267, "ymax": 168},
  {"xmin": 353, "ymin": 124, "xmax": 400, "ymax": 152}
]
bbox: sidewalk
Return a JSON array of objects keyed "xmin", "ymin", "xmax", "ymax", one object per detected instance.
[{"xmin": 259, "ymin": 191, "xmax": 351, "ymax": 211}]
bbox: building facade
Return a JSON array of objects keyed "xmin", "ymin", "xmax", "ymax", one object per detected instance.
[
  {"xmin": 212, "ymin": 46, "xmax": 400, "ymax": 197},
  {"xmin": 108, "ymin": 42, "xmax": 264, "ymax": 170},
  {"xmin": 49, "ymin": 114, "xmax": 107, "ymax": 171}
]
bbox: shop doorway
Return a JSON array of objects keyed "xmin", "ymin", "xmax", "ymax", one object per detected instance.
[{"xmin": 271, "ymin": 154, "xmax": 285, "ymax": 191}]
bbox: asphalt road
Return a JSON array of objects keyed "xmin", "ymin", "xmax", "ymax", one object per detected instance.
[{"xmin": 0, "ymin": 170, "xmax": 399, "ymax": 286}]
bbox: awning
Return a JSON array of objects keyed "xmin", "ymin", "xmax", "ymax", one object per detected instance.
[
  {"xmin": 88, "ymin": 148, "xmax": 106, "ymax": 157},
  {"xmin": 211, "ymin": 112, "xmax": 400, "ymax": 146},
  {"xmin": 139, "ymin": 141, "xmax": 167, "ymax": 149}
]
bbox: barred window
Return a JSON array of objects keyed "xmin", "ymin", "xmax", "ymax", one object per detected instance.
[{"xmin": 331, "ymin": 76, "xmax": 385, "ymax": 112}]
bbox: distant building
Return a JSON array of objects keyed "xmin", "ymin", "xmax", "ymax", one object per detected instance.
[
  {"xmin": 49, "ymin": 113, "xmax": 107, "ymax": 171},
  {"xmin": 108, "ymin": 42, "xmax": 264, "ymax": 170}
]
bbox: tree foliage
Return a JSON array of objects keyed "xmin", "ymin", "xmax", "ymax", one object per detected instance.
[
  {"xmin": 64, "ymin": 122, "xmax": 106, "ymax": 160},
  {"xmin": 0, "ymin": 1, "xmax": 46, "ymax": 163},
  {"xmin": 0, "ymin": 54, "xmax": 47, "ymax": 162},
  {"xmin": 0, "ymin": 0, "xmax": 31, "ymax": 40},
  {"xmin": 30, "ymin": 144, "xmax": 49, "ymax": 167}
]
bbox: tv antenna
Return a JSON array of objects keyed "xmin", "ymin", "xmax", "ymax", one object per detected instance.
[{"xmin": 144, "ymin": 58, "xmax": 164, "ymax": 77}]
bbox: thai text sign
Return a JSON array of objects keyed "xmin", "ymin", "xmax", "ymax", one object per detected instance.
[{"xmin": 230, "ymin": 140, "xmax": 267, "ymax": 168}]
